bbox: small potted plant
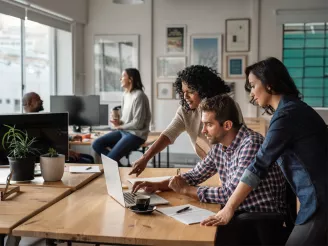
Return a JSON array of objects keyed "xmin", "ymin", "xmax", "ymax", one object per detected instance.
[
  {"xmin": 40, "ymin": 147, "xmax": 65, "ymax": 182},
  {"xmin": 2, "ymin": 124, "xmax": 39, "ymax": 181}
]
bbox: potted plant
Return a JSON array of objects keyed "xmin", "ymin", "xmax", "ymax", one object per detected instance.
[
  {"xmin": 40, "ymin": 147, "xmax": 65, "ymax": 182},
  {"xmin": 2, "ymin": 125, "xmax": 39, "ymax": 181}
]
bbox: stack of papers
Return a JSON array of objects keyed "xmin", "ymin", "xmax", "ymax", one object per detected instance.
[
  {"xmin": 156, "ymin": 204, "xmax": 215, "ymax": 225},
  {"xmin": 69, "ymin": 166, "xmax": 101, "ymax": 173},
  {"xmin": 127, "ymin": 176, "xmax": 172, "ymax": 185}
]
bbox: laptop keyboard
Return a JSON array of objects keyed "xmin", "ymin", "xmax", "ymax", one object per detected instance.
[{"xmin": 123, "ymin": 192, "xmax": 137, "ymax": 204}]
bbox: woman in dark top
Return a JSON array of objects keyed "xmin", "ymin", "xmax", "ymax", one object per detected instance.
[{"xmin": 201, "ymin": 57, "xmax": 327, "ymax": 245}]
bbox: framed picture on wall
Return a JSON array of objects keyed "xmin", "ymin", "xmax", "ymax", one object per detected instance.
[
  {"xmin": 190, "ymin": 34, "xmax": 223, "ymax": 74},
  {"xmin": 166, "ymin": 25, "xmax": 186, "ymax": 55},
  {"xmin": 225, "ymin": 19, "xmax": 250, "ymax": 52},
  {"xmin": 94, "ymin": 34, "xmax": 139, "ymax": 102},
  {"xmin": 157, "ymin": 82, "xmax": 174, "ymax": 99},
  {"xmin": 157, "ymin": 56, "xmax": 187, "ymax": 79},
  {"xmin": 226, "ymin": 55, "xmax": 247, "ymax": 79}
]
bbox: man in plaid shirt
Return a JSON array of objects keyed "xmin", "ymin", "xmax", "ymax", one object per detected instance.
[{"xmin": 132, "ymin": 95, "xmax": 286, "ymax": 215}]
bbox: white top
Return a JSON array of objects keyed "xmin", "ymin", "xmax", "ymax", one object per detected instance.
[
  {"xmin": 162, "ymin": 103, "xmax": 244, "ymax": 158},
  {"xmin": 120, "ymin": 90, "xmax": 151, "ymax": 140}
]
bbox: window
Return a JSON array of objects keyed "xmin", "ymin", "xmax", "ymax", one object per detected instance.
[
  {"xmin": 283, "ymin": 23, "xmax": 328, "ymax": 107},
  {"xmin": 0, "ymin": 12, "xmax": 72, "ymax": 114},
  {"xmin": 25, "ymin": 20, "xmax": 54, "ymax": 112},
  {"xmin": 0, "ymin": 14, "xmax": 21, "ymax": 114}
]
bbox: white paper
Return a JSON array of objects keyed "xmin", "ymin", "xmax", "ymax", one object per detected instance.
[
  {"xmin": 69, "ymin": 166, "xmax": 101, "ymax": 173},
  {"xmin": 127, "ymin": 176, "xmax": 172, "ymax": 185},
  {"xmin": 156, "ymin": 204, "xmax": 215, "ymax": 225}
]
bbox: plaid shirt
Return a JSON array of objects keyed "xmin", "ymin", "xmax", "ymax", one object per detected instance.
[{"xmin": 182, "ymin": 125, "xmax": 286, "ymax": 214}]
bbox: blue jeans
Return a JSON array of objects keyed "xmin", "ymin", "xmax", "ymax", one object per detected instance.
[
  {"xmin": 68, "ymin": 153, "xmax": 94, "ymax": 164},
  {"xmin": 92, "ymin": 130, "xmax": 145, "ymax": 163}
]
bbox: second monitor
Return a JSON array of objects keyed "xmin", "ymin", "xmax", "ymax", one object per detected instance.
[{"xmin": 51, "ymin": 95, "xmax": 100, "ymax": 126}]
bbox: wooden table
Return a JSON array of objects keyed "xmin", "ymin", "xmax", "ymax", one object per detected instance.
[
  {"xmin": 0, "ymin": 164, "xmax": 103, "ymax": 191},
  {"xmin": 0, "ymin": 186, "xmax": 71, "ymax": 235},
  {"xmin": 13, "ymin": 168, "xmax": 221, "ymax": 246}
]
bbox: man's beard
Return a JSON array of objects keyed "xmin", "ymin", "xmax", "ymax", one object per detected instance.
[
  {"xmin": 207, "ymin": 132, "xmax": 226, "ymax": 145},
  {"xmin": 36, "ymin": 104, "xmax": 44, "ymax": 112}
]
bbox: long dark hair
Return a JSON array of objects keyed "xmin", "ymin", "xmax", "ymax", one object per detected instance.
[
  {"xmin": 125, "ymin": 68, "xmax": 144, "ymax": 91},
  {"xmin": 245, "ymin": 57, "xmax": 301, "ymax": 115},
  {"xmin": 174, "ymin": 65, "xmax": 230, "ymax": 111}
]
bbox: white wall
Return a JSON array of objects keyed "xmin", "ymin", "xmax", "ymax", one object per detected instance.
[
  {"xmin": 84, "ymin": 0, "xmax": 258, "ymax": 154},
  {"xmin": 28, "ymin": 0, "xmax": 88, "ymax": 24},
  {"xmin": 84, "ymin": 0, "xmax": 328, "ymax": 154},
  {"xmin": 84, "ymin": 0, "xmax": 152, "ymax": 114},
  {"xmin": 153, "ymin": 0, "xmax": 259, "ymax": 153}
]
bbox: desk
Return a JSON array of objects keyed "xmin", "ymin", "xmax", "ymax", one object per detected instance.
[
  {"xmin": 70, "ymin": 131, "xmax": 170, "ymax": 168},
  {"xmin": 0, "ymin": 186, "xmax": 70, "ymax": 235},
  {"xmin": 0, "ymin": 164, "xmax": 103, "ymax": 191},
  {"xmin": 13, "ymin": 168, "xmax": 220, "ymax": 246}
]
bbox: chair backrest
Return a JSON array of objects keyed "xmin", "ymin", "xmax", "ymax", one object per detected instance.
[{"xmin": 244, "ymin": 117, "xmax": 267, "ymax": 137}]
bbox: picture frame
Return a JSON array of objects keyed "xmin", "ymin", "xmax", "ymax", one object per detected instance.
[
  {"xmin": 226, "ymin": 55, "xmax": 247, "ymax": 79},
  {"xmin": 225, "ymin": 19, "xmax": 250, "ymax": 52},
  {"xmin": 94, "ymin": 34, "xmax": 139, "ymax": 102},
  {"xmin": 157, "ymin": 56, "xmax": 187, "ymax": 79},
  {"xmin": 190, "ymin": 34, "xmax": 223, "ymax": 74},
  {"xmin": 157, "ymin": 82, "xmax": 174, "ymax": 100},
  {"xmin": 166, "ymin": 25, "xmax": 187, "ymax": 55}
]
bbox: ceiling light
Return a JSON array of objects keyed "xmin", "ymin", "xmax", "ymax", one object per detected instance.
[{"xmin": 113, "ymin": 0, "xmax": 144, "ymax": 4}]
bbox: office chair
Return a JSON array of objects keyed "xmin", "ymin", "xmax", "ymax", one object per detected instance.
[{"xmin": 214, "ymin": 185, "xmax": 296, "ymax": 246}]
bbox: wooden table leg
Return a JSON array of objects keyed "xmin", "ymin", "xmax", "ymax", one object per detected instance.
[
  {"xmin": 153, "ymin": 155, "xmax": 156, "ymax": 168},
  {"xmin": 5, "ymin": 236, "xmax": 20, "ymax": 246},
  {"xmin": 167, "ymin": 145, "xmax": 170, "ymax": 168}
]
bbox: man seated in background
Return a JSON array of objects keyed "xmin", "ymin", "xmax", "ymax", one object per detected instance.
[
  {"xmin": 23, "ymin": 92, "xmax": 94, "ymax": 164},
  {"xmin": 22, "ymin": 92, "xmax": 44, "ymax": 113},
  {"xmin": 132, "ymin": 95, "xmax": 287, "ymax": 245}
]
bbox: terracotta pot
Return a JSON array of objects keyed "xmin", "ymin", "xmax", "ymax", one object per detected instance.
[{"xmin": 40, "ymin": 154, "xmax": 65, "ymax": 182}]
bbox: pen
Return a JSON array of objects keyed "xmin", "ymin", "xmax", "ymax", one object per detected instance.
[
  {"xmin": 176, "ymin": 206, "xmax": 190, "ymax": 214},
  {"xmin": 85, "ymin": 166, "xmax": 92, "ymax": 170}
]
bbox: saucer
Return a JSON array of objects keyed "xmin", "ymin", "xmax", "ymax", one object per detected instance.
[{"xmin": 129, "ymin": 205, "xmax": 156, "ymax": 214}]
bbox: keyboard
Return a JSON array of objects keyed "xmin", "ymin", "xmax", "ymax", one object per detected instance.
[{"xmin": 123, "ymin": 192, "xmax": 137, "ymax": 205}]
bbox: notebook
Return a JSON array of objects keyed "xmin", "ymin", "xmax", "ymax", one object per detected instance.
[{"xmin": 156, "ymin": 204, "xmax": 215, "ymax": 225}]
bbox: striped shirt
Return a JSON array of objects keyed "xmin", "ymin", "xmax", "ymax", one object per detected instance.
[{"xmin": 182, "ymin": 125, "xmax": 286, "ymax": 214}]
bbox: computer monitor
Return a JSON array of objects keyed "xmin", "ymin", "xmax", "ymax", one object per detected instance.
[
  {"xmin": 50, "ymin": 95, "xmax": 100, "ymax": 126},
  {"xmin": 0, "ymin": 113, "xmax": 69, "ymax": 165},
  {"xmin": 99, "ymin": 104, "xmax": 109, "ymax": 125}
]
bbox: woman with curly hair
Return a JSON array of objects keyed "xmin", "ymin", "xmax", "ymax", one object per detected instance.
[{"xmin": 129, "ymin": 65, "xmax": 244, "ymax": 176}]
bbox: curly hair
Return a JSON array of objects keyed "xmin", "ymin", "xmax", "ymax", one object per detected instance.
[
  {"xmin": 245, "ymin": 57, "xmax": 301, "ymax": 115},
  {"xmin": 174, "ymin": 65, "xmax": 230, "ymax": 110}
]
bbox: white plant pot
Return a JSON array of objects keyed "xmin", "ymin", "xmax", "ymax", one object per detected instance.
[{"xmin": 40, "ymin": 154, "xmax": 65, "ymax": 182}]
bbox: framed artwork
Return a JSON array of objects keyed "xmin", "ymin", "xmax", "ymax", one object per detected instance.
[
  {"xmin": 190, "ymin": 34, "xmax": 222, "ymax": 74},
  {"xmin": 166, "ymin": 25, "xmax": 186, "ymax": 55},
  {"xmin": 157, "ymin": 56, "xmax": 186, "ymax": 79},
  {"xmin": 226, "ymin": 55, "xmax": 247, "ymax": 79},
  {"xmin": 225, "ymin": 19, "xmax": 250, "ymax": 52},
  {"xmin": 94, "ymin": 34, "xmax": 139, "ymax": 102},
  {"xmin": 157, "ymin": 82, "xmax": 174, "ymax": 99}
]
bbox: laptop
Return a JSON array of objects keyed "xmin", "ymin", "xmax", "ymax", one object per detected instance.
[{"xmin": 101, "ymin": 154, "xmax": 169, "ymax": 207}]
